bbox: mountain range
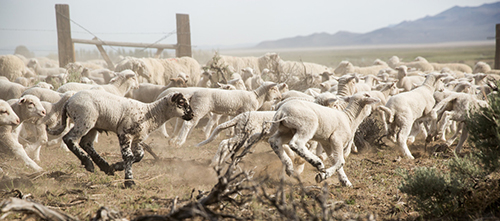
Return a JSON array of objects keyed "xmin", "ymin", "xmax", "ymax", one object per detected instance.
[{"xmin": 255, "ymin": 2, "xmax": 500, "ymax": 48}]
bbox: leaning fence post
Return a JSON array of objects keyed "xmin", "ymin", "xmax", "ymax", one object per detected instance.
[
  {"xmin": 176, "ymin": 13, "xmax": 192, "ymax": 58},
  {"xmin": 495, "ymin": 24, "xmax": 500, "ymax": 69},
  {"xmin": 55, "ymin": 4, "xmax": 75, "ymax": 68}
]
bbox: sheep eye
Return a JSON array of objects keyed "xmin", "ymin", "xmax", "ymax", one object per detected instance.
[{"xmin": 0, "ymin": 110, "xmax": 6, "ymax": 114}]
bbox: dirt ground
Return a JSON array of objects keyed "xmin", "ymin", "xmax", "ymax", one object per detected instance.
[{"xmin": 0, "ymin": 119, "xmax": 461, "ymax": 220}]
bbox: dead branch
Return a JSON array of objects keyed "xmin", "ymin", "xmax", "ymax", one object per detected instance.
[{"xmin": 0, "ymin": 197, "xmax": 79, "ymax": 221}]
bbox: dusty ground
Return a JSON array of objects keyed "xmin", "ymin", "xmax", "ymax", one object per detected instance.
[{"xmin": 0, "ymin": 119, "xmax": 462, "ymax": 220}]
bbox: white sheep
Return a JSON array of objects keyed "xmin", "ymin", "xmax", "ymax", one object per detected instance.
[
  {"xmin": 241, "ymin": 67, "xmax": 264, "ymax": 90},
  {"xmin": 57, "ymin": 69, "xmax": 139, "ymax": 96},
  {"xmin": 1, "ymin": 95, "xmax": 46, "ymax": 171},
  {"xmin": 473, "ymin": 61, "xmax": 500, "ymax": 75},
  {"xmin": 80, "ymin": 68, "xmax": 117, "ymax": 84},
  {"xmin": 47, "ymin": 90, "xmax": 194, "ymax": 187},
  {"xmin": 262, "ymin": 93, "xmax": 380, "ymax": 186},
  {"xmin": 125, "ymin": 78, "xmax": 187, "ymax": 103},
  {"xmin": 387, "ymin": 56, "xmax": 434, "ymax": 72},
  {"xmin": 431, "ymin": 92, "xmax": 488, "ymax": 153},
  {"xmin": 0, "ymin": 100, "xmax": 20, "ymax": 127},
  {"xmin": 0, "ymin": 55, "xmax": 33, "ymax": 81},
  {"xmin": 27, "ymin": 59, "xmax": 67, "ymax": 76},
  {"xmin": 20, "ymin": 91, "xmax": 76, "ymax": 162},
  {"xmin": 206, "ymin": 53, "xmax": 281, "ymax": 76},
  {"xmin": 172, "ymin": 82, "xmax": 282, "ymax": 147},
  {"xmin": 0, "ymin": 79, "xmax": 27, "ymax": 100},
  {"xmin": 22, "ymin": 87, "xmax": 66, "ymax": 103},
  {"xmin": 395, "ymin": 65, "xmax": 425, "ymax": 92},
  {"xmin": 334, "ymin": 60, "xmax": 388, "ymax": 76},
  {"xmin": 380, "ymin": 73, "xmax": 447, "ymax": 159}
]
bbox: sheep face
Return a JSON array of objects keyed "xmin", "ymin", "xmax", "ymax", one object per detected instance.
[
  {"xmin": 0, "ymin": 100, "xmax": 20, "ymax": 126},
  {"xmin": 265, "ymin": 84, "xmax": 282, "ymax": 101},
  {"xmin": 17, "ymin": 95, "xmax": 46, "ymax": 119},
  {"xmin": 170, "ymin": 93, "xmax": 193, "ymax": 121}
]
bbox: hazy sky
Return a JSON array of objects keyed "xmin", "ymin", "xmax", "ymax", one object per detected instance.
[{"xmin": 0, "ymin": 0, "xmax": 498, "ymax": 55}]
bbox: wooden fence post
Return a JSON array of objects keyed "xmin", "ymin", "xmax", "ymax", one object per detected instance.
[
  {"xmin": 55, "ymin": 4, "xmax": 75, "ymax": 68},
  {"xmin": 495, "ymin": 24, "xmax": 500, "ymax": 69},
  {"xmin": 176, "ymin": 14, "xmax": 192, "ymax": 58}
]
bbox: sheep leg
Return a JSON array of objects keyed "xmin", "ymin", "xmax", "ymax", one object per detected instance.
[
  {"xmin": 117, "ymin": 133, "xmax": 135, "ymax": 188},
  {"xmin": 269, "ymin": 133, "xmax": 295, "ymax": 176},
  {"xmin": 396, "ymin": 123, "xmax": 415, "ymax": 159},
  {"xmin": 288, "ymin": 132, "xmax": 325, "ymax": 173},
  {"xmin": 446, "ymin": 121, "xmax": 463, "ymax": 147},
  {"xmin": 63, "ymin": 128, "xmax": 95, "ymax": 172},
  {"xmin": 175, "ymin": 117, "xmax": 201, "ymax": 147},
  {"xmin": 204, "ymin": 114, "xmax": 221, "ymax": 139},
  {"xmin": 112, "ymin": 142, "xmax": 145, "ymax": 171},
  {"xmin": 79, "ymin": 129, "xmax": 114, "ymax": 175},
  {"xmin": 454, "ymin": 123, "xmax": 468, "ymax": 154},
  {"xmin": 8, "ymin": 141, "xmax": 43, "ymax": 172},
  {"xmin": 211, "ymin": 137, "xmax": 238, "ymax": 169}
]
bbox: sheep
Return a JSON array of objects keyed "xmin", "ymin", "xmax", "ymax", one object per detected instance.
[
  {"xmin": 1, "ymin": 95, "xmax": 46, "ymax": 171},
  {"xmin": 473, "ymin": 61, "xmax": 500, "ymax": 75},
  {"xmin": 125, "ymin": 77, "xmax": 187, "ymax": 103},
  {"xmin": 27, "ymin": 59, "xmax": 67, "ymax": 76},
  {"xmin": 20, "ymin": 91, "xmax": 76, "ymax": 162},
  {"xmin": 0, "ymin": 79, "xmax": 27, "ymax": 100},
  {"xmin": 277, "ymin": 60, "xmax": 331, "ymax": 87},
  {"xmin": 261, "ymin": 93, "xmax": 380, "ymax": 186},
  {"xmin": 0, "ymin": 55, "xmax": 33, "ymax": 81},
  {"xmin": 80, "ymin": 68, "xmax": 117, "ymax": 84},
  {"xmin": 57, "ymin": 69, "xmax": 139, "ymax": 96},
  {"xmin": 241, "ymin": 67, "xmax": 264, "ymax": 90},
  {"xmin": 14, "ymin": 76, "xmax": 36, "ymax": 87},
  {"xmin": 395, "ymin": 65, "xmax": 425, "ymax": 92},
  {"xmin": 0, "ymin": 100, "xmax": 20, "ymax": 127},
  {"xmin": 334, "ymin": 60, "xmax": 388, "ymax": 76},
  {"xmin": 206, "ymin": 53, "xmax": 281, "ymax": 76},
  {"xmin": 197, "ymin": 70, "xmax": 213, "ymax": 87},
  {"xmin": 197, "ymin": 111, "xmax": 276, "ymax": 166},
  {"xmin": 47, "ymin": 90, "xmax": 194, "ymax": 187},
  {"xmin": 172, "ymin": 82, "xmax": 282, "ymax": 147},
  {"xmin": 387, "ymin": 56, "xmax": 434, "ymax": 72},
  {"xmin": 21, "ymin": 87, "xmax": 67, "ymax": 103},
  {"xmin": 115, "ymin": 57, "xmax": 201, "ymax": 86},
  {"xmin": 379, "ymin": 72, "xmax": 447, "ymax": 159},
  {"xmin": 431, "ymin": 92, "xmax": 489, "ymax": 153}
]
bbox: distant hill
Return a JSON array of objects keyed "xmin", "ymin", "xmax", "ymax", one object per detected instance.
[{"xmin": 255, "ymin": 2, "xmax": 500, "ymax": 48}]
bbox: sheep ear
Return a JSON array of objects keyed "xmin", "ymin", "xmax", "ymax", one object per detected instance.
[
  {"xmin": 216, "ymin": 82, "xmax": 222, "ymax": 87},
  {"xmin": 171, "ymin": 93, "xmax": 183, "ymax": 103},
  {"xmin": 19, "ymin": 97, "xmax": 26, "ymax": 103}
]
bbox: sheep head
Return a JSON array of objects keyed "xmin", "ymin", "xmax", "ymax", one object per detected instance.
[
  {"xmin": 0, "ymin": 100, "xmax": 20, "ymax": 126},
  {"xmin": 170, "ymin": 93, "xmax": 193, "ymax": 121},
  {"xmin": 17, "ymin": 95, "xmax": 46, "ymax": 120},
  {"xmin": 169, "ymin": 77, "xmax": 187, "ymax": 87}
]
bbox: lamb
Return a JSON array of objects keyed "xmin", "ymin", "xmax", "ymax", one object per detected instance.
[
  {"xmin": 206, "ymin": 52, "xmax": 281, "ymax": 76},
  {"xmin": 473, "ymin": 61, "xmax": 500, "ymax": 75},
  {"xmin": 387, "ymin": 56, "xmax": 434, "ymax": 72},
  {"xmin": 80, "ymin": 68, "xmax": 117, "ymax": 84},
  {"xmin": 395, "ymin": 65, "xmax": 425, "ymax": 92},
  {"xmin": 1, "ymin": 95, "xmax": 46, "ymax": 171},
  {"xmin": 334, "ymin": 60, "xmax": 388, "ymax": 76},
  {"xmin": 125, "ymin": 77, "xmax": 187, "ymax": 103},
  {"xmin": 380, "ymin": 73, "xmax": 447, "ymax": 159},
  {"xmin": 429, "ymin": 62, "xmax": 472, "ymax": 74},
  {"xmin": 27, "ymin": 59, "xmax": 67, "ymax": 76},
  {"xmin": 172, "ymin": 82, "xmax": 281, "ymax": 147},
  {"xmin": 47, "ymin": 90, "xmax": 194, "ymax": 187},
  {"xmin": 241, "ymin": 67, "xmax": 264, "ymax": 90},
  {"xmin": 197, "ymin": 70, "xmax": 213, "ymax": 88},
  {"xmin": 20, "ymin": 91, "xmax": 76, "ymax": 162},
  {"xmin": 115, "ymin": 57, "xmax": 201, "ymax": 86},
  {"xmin": 22, "ymin": 87, "xmax": 67, "ymax": 103},
  {"xmin": 261, "ymin": 93, "xmax": 380, "ymax": 186},
  {"xmin": 197, "ymin": 111, "xmax": 276, "ymax": 167},
  {"xmin": 0, "ymin": 55, "xmax": 33, "ymax": 81},
  {"xmin": 57, "ymin": 69, "xmax": 139, "ymax": 96},
  {"xmin": 0, "ymin": 100, "xmax": 20, "ymax": 127},
  {"xmin": 14, "ymin": 76, "xmax": 36, "ymax": 87},
  {"xmin": 0, "ymin": 79, "xmax": 27, "ymax": 100},
  {"xmin": 431, "ymin": 92, "xmax": 489, "ymax": 153}
]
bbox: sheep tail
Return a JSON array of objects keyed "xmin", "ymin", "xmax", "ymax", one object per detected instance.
[
  {"xmin": 196, "ymin": 116, "xmax": 239, "ymax": 147},
  {"xmin": 378, "ymin": 106, "xmax": 394, "ymax": 124},
  {"xmin": 46, "ymin": 102, "xmax": 69, "ymax": 136},
  {"xmin": 247, "ymin": 115, "xmax": 288, "ymax": 144}
]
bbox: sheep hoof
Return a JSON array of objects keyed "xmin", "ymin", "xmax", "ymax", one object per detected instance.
[
  {"xmin": 124, "ymin": 180, "xmax": 135, "ymax": 188},
  {"xmin": 315, "ymin": 173, "xmax": 327, "ymax": 183},
  {"xmin": 112, "ymin": 162, "xmax": 125, "ymax": 172},
  {"xmin": 83, "ymin": 159, "xmax": 95, "ymax": 173}
]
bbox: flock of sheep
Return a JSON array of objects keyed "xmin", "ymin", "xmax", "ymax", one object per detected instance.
[{"xmin": 0, "ymin": 52, "xmax": 498, "ymax": 187}]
